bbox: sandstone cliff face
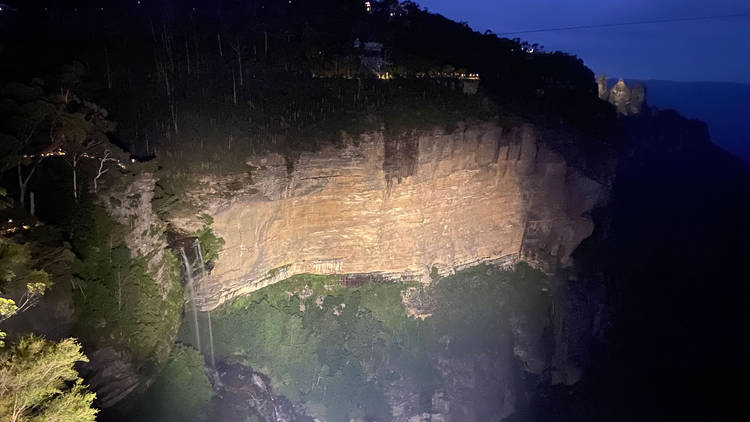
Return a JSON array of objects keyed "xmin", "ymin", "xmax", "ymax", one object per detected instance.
[
  {"xmin": 174, "ymin": 122, "xmax": 606, "ymax": 311},
  {"xmin": 101, "ymin": 173, "xmax": 171, "ymax": 294},
  {"xmin": 81, "ymin": 173, "xmax": 178, "ymax": 408}
]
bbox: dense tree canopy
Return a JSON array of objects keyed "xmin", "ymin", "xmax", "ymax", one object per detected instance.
[{"xmin": 0, "ymin": 335, "xmax": 97, "ymax": 422}]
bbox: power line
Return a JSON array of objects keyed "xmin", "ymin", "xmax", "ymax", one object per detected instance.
[{"xmin": 498, "ymin": 11, "xmax": 750, "ymax": 36}]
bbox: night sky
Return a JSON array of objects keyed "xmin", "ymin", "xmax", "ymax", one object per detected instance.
[{"xmin": 420, "ymin": 0, "xmax": 750, "ymax": 83}]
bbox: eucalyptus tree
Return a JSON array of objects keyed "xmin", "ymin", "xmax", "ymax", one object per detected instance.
[
  {"xmin": 48, "ymin": 95, "xmax": 116, "ymax": 201},
  {"xmin": 0, "ymin": 336, "xmax": 97, "ymax": 422},
  {"xmin": 0, "ymin": 80, "xmax": 55, "ymax": 211}
]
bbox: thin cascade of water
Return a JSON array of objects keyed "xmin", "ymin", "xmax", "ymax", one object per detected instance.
[
  {"xmin": 194, "ymin": 239, "xmax": 215, "ymax": 368},
  {"xmin": 194, "ymin": 239, "xmax": 206, "ymax": 279},
  {"xmin": 180, "ymin": 247, "xmax": 201, "ymax": 354},
  {"xmin": 206, "ymin": 308, "xmax": 215, "ymax": 368}
]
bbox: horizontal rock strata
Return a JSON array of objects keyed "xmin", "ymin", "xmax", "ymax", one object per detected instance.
[{"xmin": 186, "ymin": 123, "xmax": 605, "ymax": 310}]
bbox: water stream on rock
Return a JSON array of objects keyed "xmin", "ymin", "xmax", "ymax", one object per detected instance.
[
  {"xmin": 180, "ymin": 247, "xmax": 202, "ymax": 354},
  {"xmin": 194, "ymin": 240, "xmax": 216, "ymax": 368}
]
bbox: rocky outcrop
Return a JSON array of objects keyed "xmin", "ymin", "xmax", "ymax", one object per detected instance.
[
  {"xmin": 547, "ymin": 276, "xmax": 607, "ymax": 385},
  {"xmin": 597, "ymin": 76, "xmax": 645, "ymax": 115},
  {"xmin": 82, "ymin": 173, "xmax": 178, "ymax": 407},
  {"xmin": 209, "ymin": 361, "xmax": 312, "ymax": 422},
  {"xmin": 100, "ymin": 172, "xmax": 171, "ymax": 294},
  {"xmin": 169, "ymin": 122, "xmax": 607, "ymax": 311},
  {"xmin": 80, "ymin": 347, "xmax": 144, "ymax": 408}
]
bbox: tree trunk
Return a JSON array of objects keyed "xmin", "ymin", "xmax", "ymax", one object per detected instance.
[
  {"xmin": 17, "ymin": 161, "xmax": 38, "ymax": 211},
  {"xmin": 93, "ymin": 151, "xmax": 112, "ymax": 194},
  {"xmin": 17, "ymin": 163, "xmax": 26, "ymax": 210},
  {"xmin": 72, "ymin": 162, "xmax": 78, "ymax": 201},
  {"xmin": 30, "ymin": 192, "xmax": 35, "ymax": 217}
]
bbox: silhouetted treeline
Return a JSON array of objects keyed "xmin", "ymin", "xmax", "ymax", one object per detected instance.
[{"xmin": 1, "ymin": 0, "xmax": 617, "ymax": 177}]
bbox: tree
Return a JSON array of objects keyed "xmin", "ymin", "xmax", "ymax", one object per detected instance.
[
  {"xmin": 0, "ymin": 80, "xmax": 56, "ymax": 211},
  {"xmin": 0, "ymin": 75, "xmax": 117, "ymax": 205},
  {"xmin": 192, "ymin": 214, "xmax": 226, "ymax": 265},
  {"xmin": 0, "ymin": 190, "xmax": 55, "ymax": 338},
  {"xmin": 49, "ymin": 95, "xmax": 116, "ymax": 201},
  {"xmin": 92, "ymin": 149, "xmax": 116, "ymax": 194},
  {"xmin": 0, "ymin": 237, "xmax": 53, "ymax": 349},
  {"xmin": 0, "ymin": 335, "xmax": 97, "ymax": 422}
]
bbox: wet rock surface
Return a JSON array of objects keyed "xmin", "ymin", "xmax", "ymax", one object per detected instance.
[
  {"xmin": 80, "ymin": 347, "xmax": 147, "ymax": 409},
  {"xmin": 210, "ymin": 361, "xmax": 313, "ymax": 422}
]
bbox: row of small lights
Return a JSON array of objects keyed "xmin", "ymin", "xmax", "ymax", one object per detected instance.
[
  {"xmin": 2, "ymin": 150, "xmax": 129, "ymax": 235},
  {"xmin": 1, "ymin": 221, "xmax": 34, "ymax": 236},
  {"xmin": 414, "ymin": 72, "xmax": 481, "ymax": 80},
  {"xmin": 23, "ymin": 149, "xmax": 128, "ymax": 170},
  {"xmin": 376, "ymin": 72, "xmax": 480, "ymax": 80}
]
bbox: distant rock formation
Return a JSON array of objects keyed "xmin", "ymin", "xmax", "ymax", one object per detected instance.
[
  {"xmin": 596, "ymin": 75, "xmax": 609, "ymax": 100},
  {"xmin": 597, "ymin": 75, "xmax": 645, "ymax": 115}
]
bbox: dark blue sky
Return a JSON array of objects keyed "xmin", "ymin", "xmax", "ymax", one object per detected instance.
[{"xmin": 419, "ymin": 0, "xmax": 750, "ymax": 83}]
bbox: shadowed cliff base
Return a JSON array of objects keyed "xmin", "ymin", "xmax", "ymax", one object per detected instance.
[{"xmin": 508, "ymin": 108, "xmax": 750, "ymax": 421}]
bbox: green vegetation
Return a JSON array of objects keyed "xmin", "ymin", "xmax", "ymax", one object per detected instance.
[
  {"xmin": 192, "ymin": 214, "xmax": 225, "ymax": 266},
  {"xmin": 0, "ymin": 335, "xmax": 97, "ymax": 422},
  {"xmin": 267, "ymin": 263, "xmax": 292, "ymax": 278},
  {"xmin": 0, "ymin": 238, "xmax": 53, "ymax": 328},
  {"xmin": 0, "ymin": 192, "xmax": 52, "ymax": 343},
  {"xmin": 133, "ymin": 344, "xmax": 214, "ymax": 422},
  {"xmin": 430, "ymin": 263, "xmax": 548, "ymax": 358},
  {"xmin": 0, "ymin": 191, "xmax": 96, "ymax": 421},
  {"xmin": 71, "ymin": 200, "xmax": 183, "ymax": 371},
  {"xmin": 179, "ymin": 264, "xmax": 552, "ymax": 422}
]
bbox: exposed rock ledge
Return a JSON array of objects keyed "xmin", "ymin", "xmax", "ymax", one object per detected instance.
[{"xmin": 177, "ymin": 122, "xmax": 606, "ymax": 311}]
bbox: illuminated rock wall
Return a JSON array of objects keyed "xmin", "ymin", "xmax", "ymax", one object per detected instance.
[{"xmin": 179, "ymin": 123, "xmax": 605, "ymax": 310}]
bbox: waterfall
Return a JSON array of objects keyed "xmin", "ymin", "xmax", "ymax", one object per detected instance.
[
  {"xmin": 194, "ymin": 240, "xmax": 215, "ymax": 368},
  {"xmin": 206, "ymin": 309, "xmax": 216, "ymax": 368},
  {"xmin": 194, "ymin": 239, "xmax": 207, "ymax": 279},
  {"xmin": 180, "ymin": 247, "xmax": 201, "ymax": 354}
]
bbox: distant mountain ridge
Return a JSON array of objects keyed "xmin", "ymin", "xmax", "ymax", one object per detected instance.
[{"xmin": 620, "ymin": 79, "xmax": 750, "ymax": 162}]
